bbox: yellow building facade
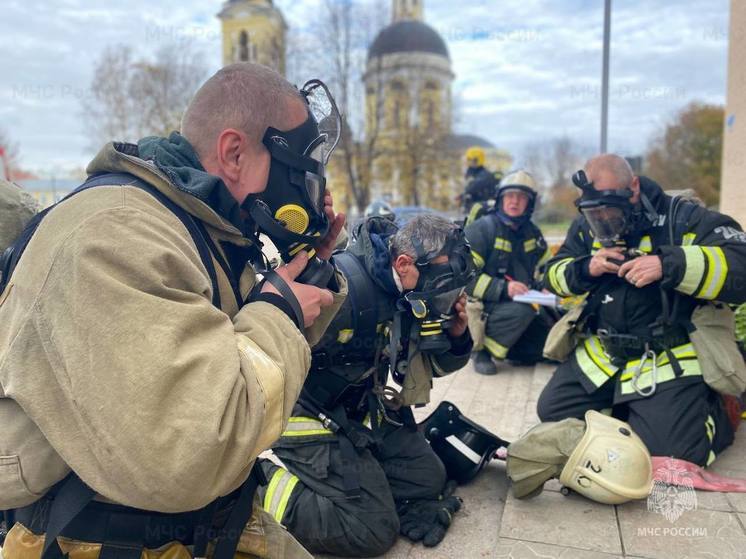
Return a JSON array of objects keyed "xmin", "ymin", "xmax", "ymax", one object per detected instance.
[{"xmin": 217, "ymin": 0, "xmax": 286, "ymax": 75}]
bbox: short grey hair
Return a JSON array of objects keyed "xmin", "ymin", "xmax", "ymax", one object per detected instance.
[
  {"xmin": 585, "ymin": 154, "xmax": 634, "ymax": 189},
  {"xmin": 390, "ymin": 214, "xmax": 458, "ymax": 259},
  {"xmin": 181, "ymin": 62, "xmax": 302, "ymax": 159}
]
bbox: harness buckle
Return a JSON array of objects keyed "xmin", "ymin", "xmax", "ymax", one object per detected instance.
[{"xmin": 631, "ymin": 343, "xmax": 658, "ymax": 397}]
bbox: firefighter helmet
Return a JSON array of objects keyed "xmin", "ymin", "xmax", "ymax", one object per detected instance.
[
  {"xmin": 559, "ymin": 410, "xmax": 653, "ymax": 504},
  {"xmin": 465, "ymin": 146, "xmax": 486, "ymax": 169}
]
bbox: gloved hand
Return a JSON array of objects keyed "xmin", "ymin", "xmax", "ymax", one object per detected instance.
[{"xmin": 396, "ymin": 480, "xmax": 462, "ymax": 547}]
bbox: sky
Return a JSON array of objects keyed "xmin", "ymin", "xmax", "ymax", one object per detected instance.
[{"xmin": 0, "ymin": 0, "xmax": 731, "ymax": 176}]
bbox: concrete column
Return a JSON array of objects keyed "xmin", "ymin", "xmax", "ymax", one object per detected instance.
[{"xmin": 721, "ymin": 0, "xmax": 746, "ymax": 226}]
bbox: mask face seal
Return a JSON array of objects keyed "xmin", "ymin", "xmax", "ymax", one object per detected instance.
[
  {"xmin": 573, "ymin": 170, "xmax": 634, "ymax": 247},
  {"xmin": 399, "ymin": 228, "xmax": 476, "ymax": 354},
  {"xmin": 242, "ymin": 79, "xmax": 342, "ymax": 285}
]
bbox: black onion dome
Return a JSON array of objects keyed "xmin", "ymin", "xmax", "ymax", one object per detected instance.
[{"xmin": 368, "ymin": 20, "xmax": 450, "ymax": 60}]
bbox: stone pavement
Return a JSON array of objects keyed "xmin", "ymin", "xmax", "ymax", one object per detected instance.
[{"xmin": 319, "ymin": 360, "xmax": 746, "ymax": 559}]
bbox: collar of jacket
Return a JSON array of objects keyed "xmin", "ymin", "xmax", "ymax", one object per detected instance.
[
  {"xmin": 347, "ymin": 216, "xmax": 400, "ymax": 294},
  {"xmin": 637, "ymin": 175, "xmax": 667, "ymax": 212},
  {"xmin": 86, "ymin": 136, "xmax": 253, "ymax": 245}
]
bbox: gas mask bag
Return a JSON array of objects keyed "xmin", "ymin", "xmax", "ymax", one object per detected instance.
[{"xmin": 243, "ymin": 79, "xmax": 341, "ymax": 284}]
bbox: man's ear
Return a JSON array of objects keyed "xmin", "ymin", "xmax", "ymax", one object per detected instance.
[
  {"xmin": 393, "ymin": 254, "xmax": 414, "ymax": 277},
  {"xmin": 631, "ymin": 175, "xmax": 641, "ymax": 193},
  {"xmin": 215, "ymin": 128, "xmax": 245, "ymax": 183}
]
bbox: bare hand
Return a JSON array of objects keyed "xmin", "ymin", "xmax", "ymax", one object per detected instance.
[
  {"xmin": 589, "ymin": 247, "xmax": 625, "ymax": 277},
  {"xmin": 448, "ymin": 294, "xmax": 468, "ymax": 338},
  {"xmin": 618, "ymin": 255, "xmax": 663, "ymax": 288},
  {"xmin": 315, "ymin": 189, "xmax": 346, "ymax": 261},
  {"xmin": 261, "ymin": 252, "xmax": 334, "ymax": 327},
  {"xmin": 508, "ymin": 281, "xmax": 530, "ymax": 299}
]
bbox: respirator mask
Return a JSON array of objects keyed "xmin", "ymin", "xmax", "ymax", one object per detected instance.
[
  {"xmin": 573, "ymin": 169, "xmax": 636, "ymax": 248},
  {"xmin": 399, "ymin": 228, "xmax": 476, "ymax": 355},
  {"xmin": 242, "ymin": 79, "xmax": 341, "ymax": 286}
]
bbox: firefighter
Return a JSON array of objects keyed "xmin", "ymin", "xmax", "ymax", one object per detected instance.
[
  {"xmin": 257, "ymin": 214, "xmax": 475, "ymax": 557},
  {"xmin": 538, "ymin": 153, "xmax": 746, "ymax": 467},
  {"xmin": 465, "ymin": 170, "xmax": 553, "ymax": 375},
  {"xmin": 461, "ymin": 146, "xmax": 501, "ymax": 226}
]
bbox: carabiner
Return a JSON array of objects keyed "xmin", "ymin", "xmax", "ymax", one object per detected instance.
[{"xmin": 631, "ymin": 344, "xmax": 658, "ymax": 397}]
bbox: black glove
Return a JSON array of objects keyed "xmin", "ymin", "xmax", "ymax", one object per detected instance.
[{"xmin": 396, "ymin": 480, "xmax": 462, "ymax": 547}]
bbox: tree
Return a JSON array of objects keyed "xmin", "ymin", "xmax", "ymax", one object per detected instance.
[
  {"xmin": 644, "ymin": 102, "xmax": 724, "ymax": 206},
  {"xmin": 82, "ymin": 43, "xmax": 208, "ymax": 146}
]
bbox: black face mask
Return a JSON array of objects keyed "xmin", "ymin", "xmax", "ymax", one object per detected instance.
[
  {"xmin": 242, "ymin": 79, "xmax": 342, "ymax": 286},
  {"xmin": 399, "ymin": 228, "xmax": 476, "ymax": 354}
]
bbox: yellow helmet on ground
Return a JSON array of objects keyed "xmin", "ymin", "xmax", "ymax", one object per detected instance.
[
  {"xmin": 465, "ymin": 146, "xmax": 486, "ymax": 168},
  {"xmin": 559, "ymin": 410, "xmax": 653, "ymax": 504}
]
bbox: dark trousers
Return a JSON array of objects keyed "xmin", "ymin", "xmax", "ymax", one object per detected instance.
[
  {"xmin": 484, "ymin": 301, "xmax": 551, "ymax": 363},
  {"xmin": 537, "ymin": 356, "xmax": 735, "ymax": 466},
  {"xmin": 258, "ymin": 414, "xmax": 447, "ymax": 557}
]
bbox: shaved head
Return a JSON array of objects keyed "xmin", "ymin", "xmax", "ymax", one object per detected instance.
[
  {"xmin": 181, "ymin": 62, "xmax": 303, "ymax": 161},
  {"xmin": 584, "ymin": 154, "xmax": 635, "ymax": 190}
]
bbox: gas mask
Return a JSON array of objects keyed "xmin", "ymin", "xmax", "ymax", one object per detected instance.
[
  {"xmin": 572, "ymin": 170, "xmax": 661, "ymax": 248},
  {"xmin": 399, "ymin": 228, "xmax": 477, "ymax": 354},
  {"xmin": 242, "ymin": 79, "xmax": 341, "ymax": 286},
  {"xmin": 573, "ymin": 170, "xmax": 637, "ymax": 248}
]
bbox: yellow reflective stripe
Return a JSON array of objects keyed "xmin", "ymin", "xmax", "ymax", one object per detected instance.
[
  {"xmin": 677, "ymin": 246, "xmax": 706, "ymax": 295},
  {"xmin": 484, "ymin": 336, "xmax": 508, "ymax": 359},
  {"xmin": 620, "ymin": 343, "xmax": 697, "ymax": 380},
  {"xmin": 473, "ymin": 273, "xmax": 493, "ymax": 299},
  {"xmin": 619, "ymin": 351, "xmax": 702, "ymax": 395},
  {"xmin": 705, "ymin": 415, "xmax": 716, "ymax": 443},
  {"xmin": 524, "ymin": 238, "xmax": 537, "ymax": 252},
  {"xmin": 466, "ymin": 203, "xmax": 482, "ymax": 226},
  {"xmin": 337, "ymin": 329, "xmax": 354, "ymax": 343},
  {"xmin": 584, "ymin": 337, "xmax": 618, "ymax": 377},
  {"xmin": 638, "ymin": 236, "xmax": 652, "ymax": 253},
  {"xmin": 698, "ymin": 247, "xmax": 728, "ymax": 300},
  {"xmin": 471, "ymin": 250, "xmax": 485, "ymax": 269},
  {"xmin": 282, "ymin": 416, "xmax": 333, "ymax": 437},
  {"xmin": 683, "ymin": 233, "xmax": 697, "ymax": 246},
  {"xmin": 549, "ymin": 258, "xmax": 575, "ymax": 296},
  {"xmin": 707, "ymin": 450, "xmax": 716, "ymax": 466},
  {"xmin": 574, "ymin": 339, "xmax": 616, "ymax": 388},
  {"xmin": 494, "ymin": 238, "xmax": 512, "ymax": 252},
  {"xmin": 548, "ymin": 258, "xmax": 573, "ymax": 295},
  {"xmin": 591, "ymin": 240, "xmax": 602, "ymax": 255},
  {"xmin": 264, "ymin": 469, "xmax": 300, "ymax": 523}
]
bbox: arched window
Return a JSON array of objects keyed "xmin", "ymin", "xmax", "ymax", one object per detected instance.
[{"xmin": 239, "ymin": 30, "xmax": 249, "ymax": 62}]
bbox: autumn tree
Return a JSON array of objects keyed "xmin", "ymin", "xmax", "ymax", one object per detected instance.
[
  {"xmin": 644, "ymin": 102, "xmax": 724, "ymax": 206},
  {"xmin": 83, "ymin": 43, "xmax": 208, "ymax": 146}
]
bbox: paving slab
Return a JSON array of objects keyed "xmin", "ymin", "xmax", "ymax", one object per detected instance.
[
  {"xmin": 618, "ymin": 499, "xmax": 746, "ymax": 559},
  {"xmin": 499, "ymin": 489, "xmax": 622, "ymax": 555},
  {"xmin": 494, "ymin": 539, "xmax": 622, "ymax": 558}
]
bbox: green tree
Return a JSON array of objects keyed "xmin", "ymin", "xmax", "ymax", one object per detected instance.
[{"xmin": 644, "ymin": 102, "xmax": 724, "ymax": 206}]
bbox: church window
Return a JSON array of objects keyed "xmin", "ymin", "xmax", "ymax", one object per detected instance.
[{"xmin": 239, "ymin": 30, "xmax": 250, "ymax": 62}]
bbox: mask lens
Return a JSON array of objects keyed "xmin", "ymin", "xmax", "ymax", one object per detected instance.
[
  {"xmin": 304, "ymin": 171, "xmax": 326, "ymax": 215},
  {"xmin": 302, "ymin": 80, "xmax": 341, "ymax": 165},
  {"xmin": 581, "ymin": 205, "xmax": 627, "ymax": 244}
]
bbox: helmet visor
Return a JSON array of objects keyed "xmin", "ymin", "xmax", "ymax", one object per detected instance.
[
  {"xmin": 301, "ymin": 79, "xmax": 341, "ymax": 166},
  {"xmin": 581, "ymin": 205, "xmax": 628, "ymax": 245}
]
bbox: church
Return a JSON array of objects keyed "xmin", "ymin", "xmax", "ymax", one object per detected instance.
[{"xmin": 217, "ymin": 0, "xmax": 511, "ymax": 214}]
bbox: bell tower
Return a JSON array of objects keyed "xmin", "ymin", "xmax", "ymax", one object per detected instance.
[
  {"xmin": 392, "ymin": 0, "xmax": 424, "ymax": 22},
  {"xmin": 217, "ymin": 0, "xmax": 287, "ymax": 75}
]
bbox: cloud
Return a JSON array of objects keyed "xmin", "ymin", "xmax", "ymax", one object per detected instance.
[{"xmin": 0, "ymin": 0, "xmax": 730, "ymax": 174}]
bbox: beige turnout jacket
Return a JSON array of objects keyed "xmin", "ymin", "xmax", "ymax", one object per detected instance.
[{"xmin": 0, "ymin": 143, "xmax": 346, "ymax": 513}]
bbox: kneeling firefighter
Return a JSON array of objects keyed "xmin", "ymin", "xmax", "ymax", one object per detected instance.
[
  {"xmin": 257, "ymin": 214, "xmax": 476, "ymax": 557},
  {"xmin": 464, "ymin": 170, "xmax": 554, "ymax": 375},
  {"xmin": 0, "ymin": 67, "xmax": 348, "ymax": 559},
  {"xmin": 539, "ymin": 154, "xmax": 746, "ymax": 470}
]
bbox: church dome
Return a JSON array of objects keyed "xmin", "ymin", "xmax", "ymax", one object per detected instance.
[{"xmin": 368, "ymin": 20, "xmax": 450, "ymax": 61}]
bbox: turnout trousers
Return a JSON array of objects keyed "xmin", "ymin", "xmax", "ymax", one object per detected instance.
[
  {"xmin": 536, "ymin": 353, "xmax": 735, "ymax": 467},
  {"xmin": 483, "ymin": 301, "xmax": 551, "ymax": 364},
  {"xmin": 256, "ymin": 406, "xmax": 447, "ymax": 557}
]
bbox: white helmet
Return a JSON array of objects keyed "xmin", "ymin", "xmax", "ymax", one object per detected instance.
[{"xmin": 559, "ymin": 410, "xmax": 653, "ymax": 504}]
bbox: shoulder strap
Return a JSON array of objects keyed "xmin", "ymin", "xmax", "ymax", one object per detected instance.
[
  {"xmin": 333, "ymin": 251, "xmax": 378, "ymax": 348},
  {"xmin": 669, "ymin": 196, "xmax": 698, "ymax": 246},
  {"xmin": 483, "ymin": 214, "xmax": 509, "ymax": 276},
  {"xmin": 0, "ymin": 173, "xmax": 222, "ymax": 309}
]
